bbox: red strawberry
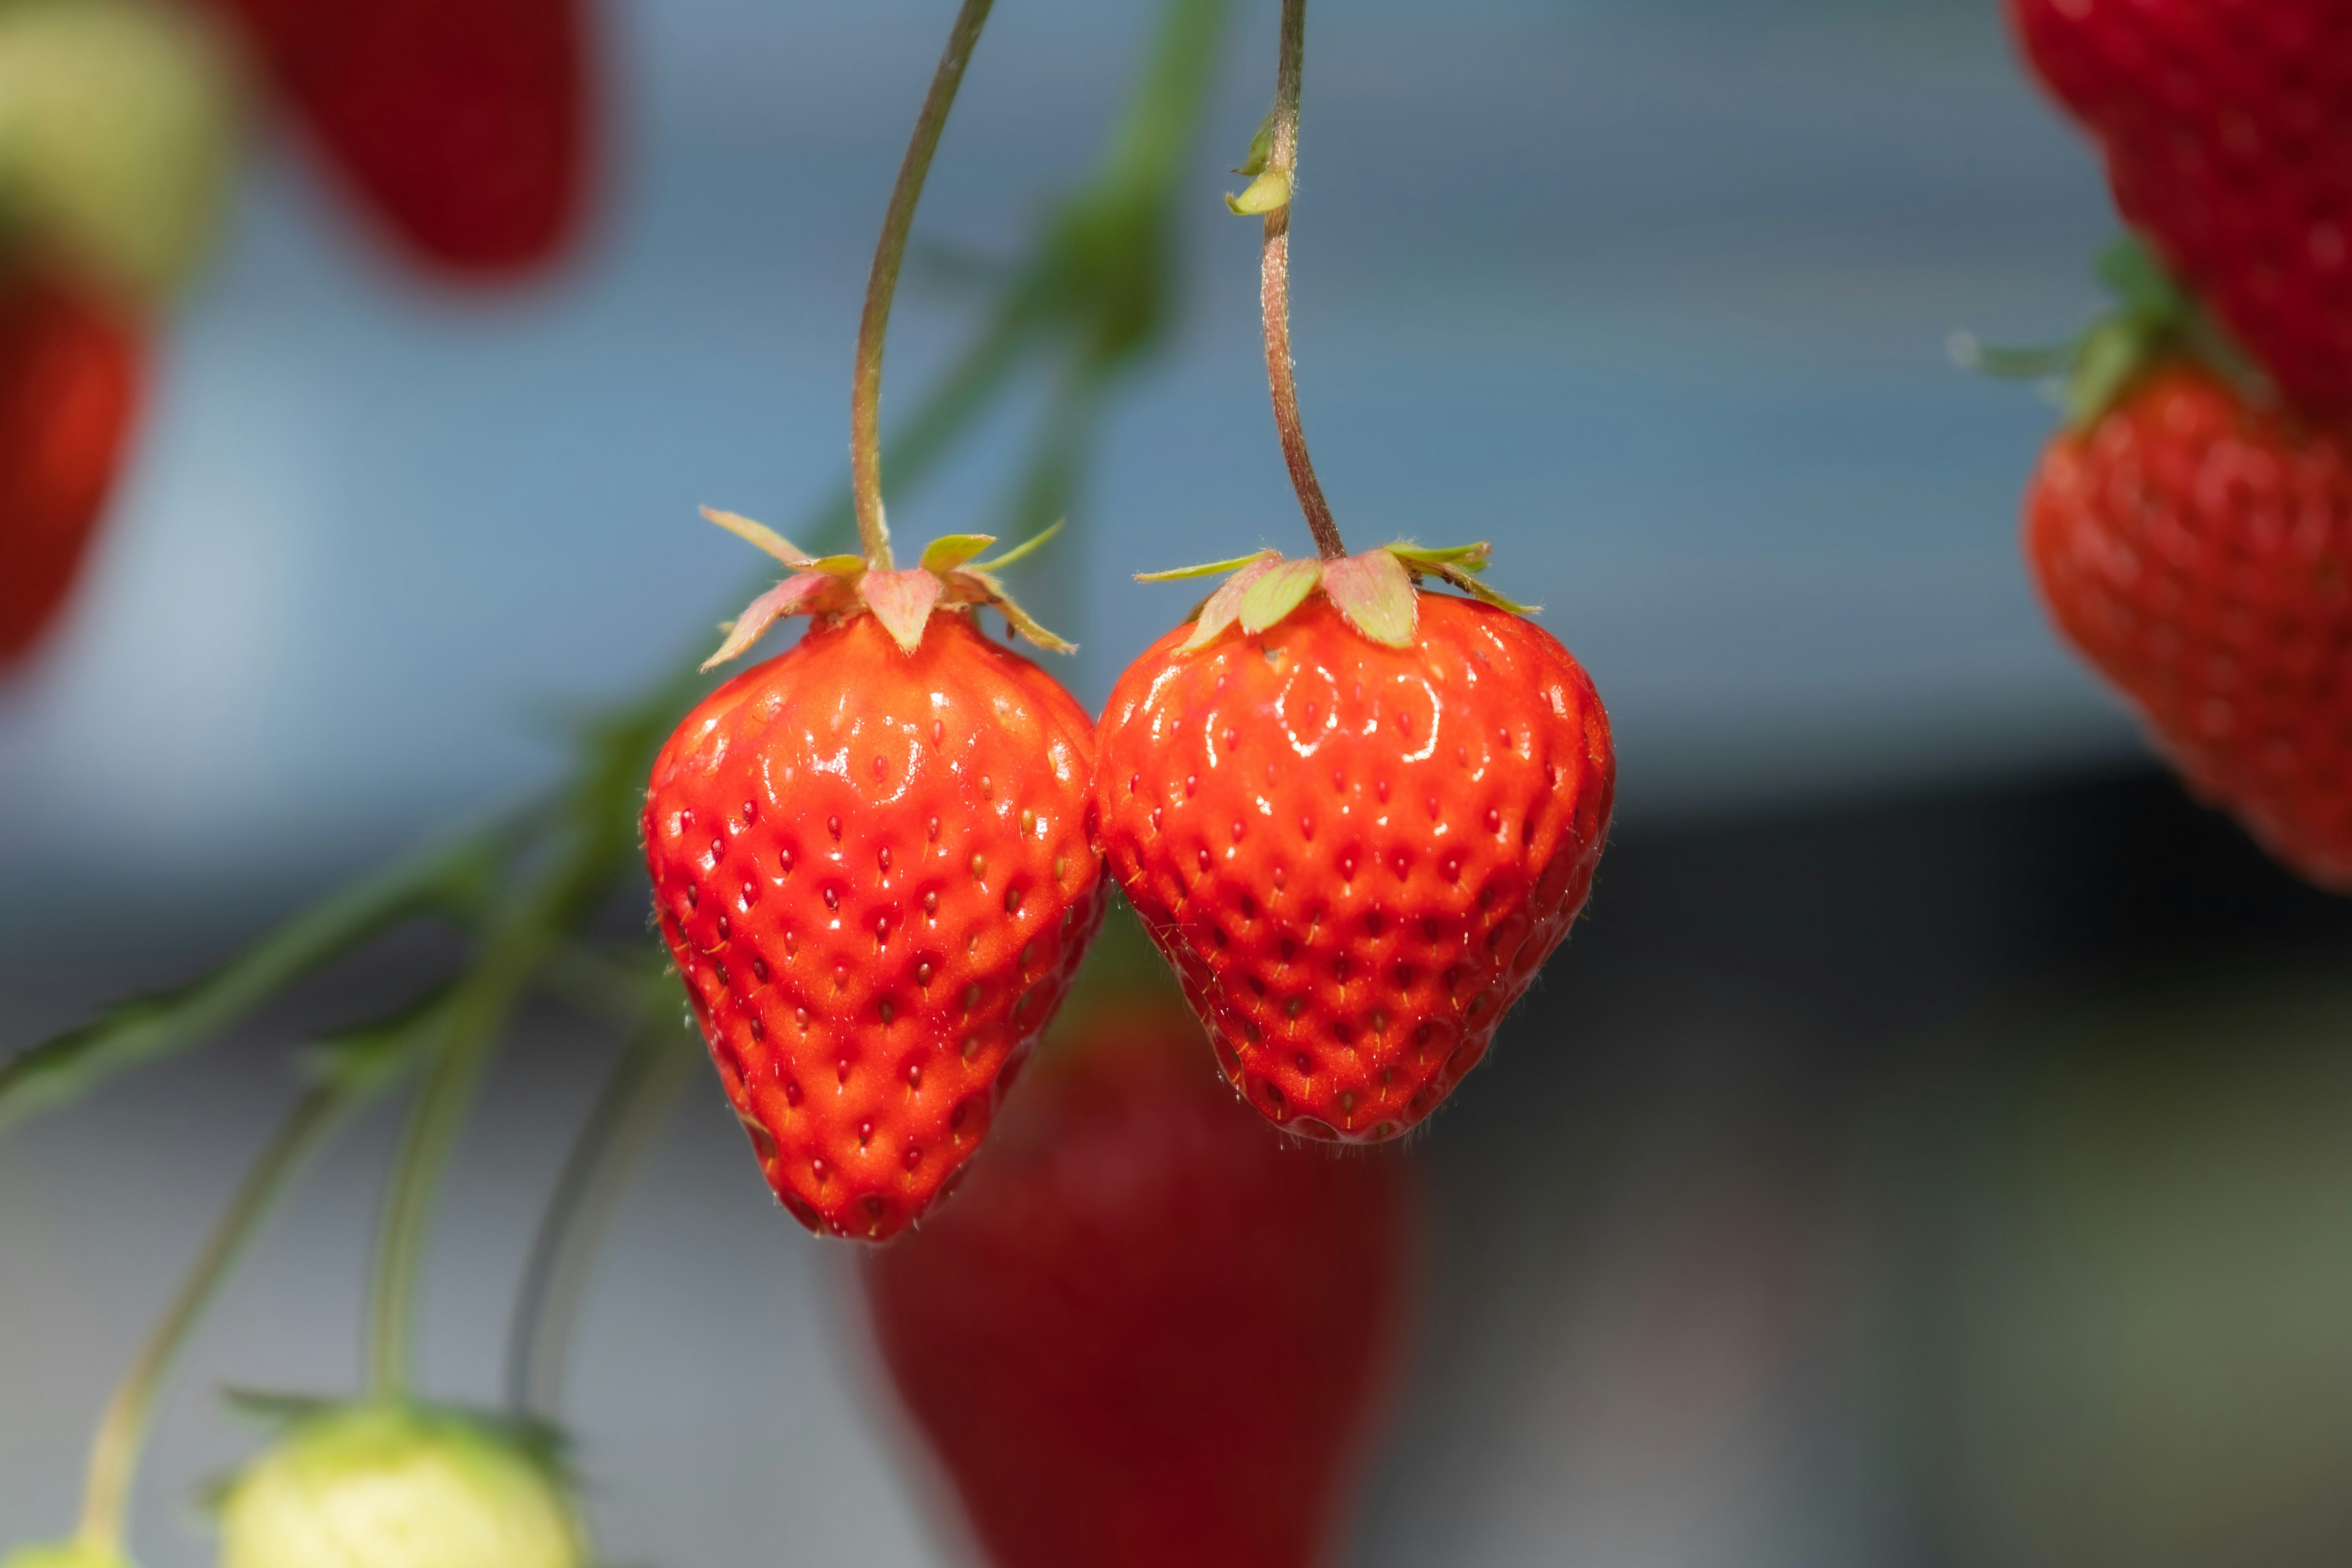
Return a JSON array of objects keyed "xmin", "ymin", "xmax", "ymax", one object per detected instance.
[
  {"xmin": 2009, "ymin": 0, "xmax": 2352, "ymax": 412},
  {"xmin": 862, "ymin": 999, "xmax": 1415, "ymax": 1568},
  {"xmin": 0, "ymin": 266, "xmax": 141, "ymax": 666},
  {"xmin": 2026, "ymin": 358, "xmax": 2352, "ymax": 886},
  {"xmin": 643, "ymin": 514, "xmax": 1104, "ymax": 1240},
  {"xmin": 1093, "ymin": 545, "xmax": 1613, "ymax": 1141},
  {"xmin": 207, "ymin": 0, "xmax": 590, "ymax": 275}
]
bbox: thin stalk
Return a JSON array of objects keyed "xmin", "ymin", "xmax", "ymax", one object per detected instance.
[
  {"xmin": 507, "ymin": 1017, "xmax": 701, "ymax": 1419},
  {"xmin": 364, "ymin": 952, "xmax": 536, "ymax": 1398},
  {"xmin": 850, "ymin": 0, "xmax": 1001, "ymax": 568},
  {"xmin": 1260, "ymin": 0, "xmax": 1344, "ymax": 560},
  {"xmin": 75, "ymin": 1084, "xmax": 346, "ymax": 1551}
]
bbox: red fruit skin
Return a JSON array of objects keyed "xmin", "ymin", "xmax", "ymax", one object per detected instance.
[
  {"xmin": 209, "ymin": 0, "xmax": 590, "ymax": 275},
  {"xmin": 1093, "ymin": 594, "xmax": 1614, "ymax": 1142},
  {"xmin": 2026, "ymin": 363, "xmax": 2352, "ymax": 886},
  {"xmin": 0, "ymin": 270, "xmax": 141, "ymax": 666},
  {"xmin": 2010, "ymin": 0, "xmax": 2352, "ymax": 412},
  {"xmin": 643, "ymin": 611, "xmax": 1106, "ymax": 1240},
  {"xmin": 863, "ymin": 1008, "xmax": 1415, "ymax": 1568}
]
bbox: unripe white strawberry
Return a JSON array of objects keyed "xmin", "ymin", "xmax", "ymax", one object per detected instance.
[{"xmin": 217, "ymin": 1404, "xmax": 584, "ymax": 1568}]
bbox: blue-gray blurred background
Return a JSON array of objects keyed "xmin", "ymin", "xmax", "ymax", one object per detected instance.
[{"xmin": 8, "ymin": 1, "xmax": 2352, "ymax": 1565}]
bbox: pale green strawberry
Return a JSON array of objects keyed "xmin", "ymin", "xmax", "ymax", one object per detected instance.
[{"xmin": 217, "ymin": 1404, "xmax": 584, "ymax": 1568}]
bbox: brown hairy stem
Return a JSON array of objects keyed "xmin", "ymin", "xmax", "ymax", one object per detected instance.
[{"xmin": 1261, "ymin": 0, "xmax": 1345, "ymax": 560}]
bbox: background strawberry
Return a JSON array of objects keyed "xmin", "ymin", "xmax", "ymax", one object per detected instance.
[
  {"xmin": 2009, "ymin": 0, "xmax": 2352, "ymax": 412},
  {"xmin": 203, "ymin": 0, "xmax": 590, "ymax": 275},
  {"xmin": 2026, "ymin": 359, "xmax": 2352, "ymax": 887},
  {"xmin": 862, "ymin": 996, "xmax": 1415, "ymax": 1568},
  {"xmin": 644, "ymin": 532, "xmax": 1105, "ymax": 1240},
  {"xmin": 1095, "ymin": 551, "xmax": 1614, "ymax": 1142},
  {"xmin": 0, "ymin": 268, "xmax": 141, "ymax": 666}
]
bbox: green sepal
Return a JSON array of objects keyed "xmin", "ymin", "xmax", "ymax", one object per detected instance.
[
  {"xmin": 699, "ymin": 507, "xmax": 810, "ymax": 567},
  {"xmin": 1181, "ymin": 555, "xmax": 1280, "ymax": 651},
  {"xmin": 968, "ymin": 518, "xmax": 1063, "ymax": 572},
  {"xmin": 1323, "ymin": 548, "xmax": 1416, "ymax": 646},
  {"xmin": 1134, "ymin": 549, "xmax": 1278, "ymax": 583},
  {"xmin": 1388, "ymin": 540, "xmax": 1494, "ymax": 573},
  {"xmin": 918, "ymin": 534, "xmax": 997, "ymax": 574},
  {"xmin": 951, "ymin": 568, "xmax": 1076, "ymax": 654},
  {"xmin": 1408, "ymin": 555, "xmax": 1537, "ymax": 614},
  {"xmin": 1954, "ymin": 232, "xmax": 2272, "ymax": 429},
  {"xmin": 1237, "ymin": 557, "xmax": 1323, "ymax": 633}
]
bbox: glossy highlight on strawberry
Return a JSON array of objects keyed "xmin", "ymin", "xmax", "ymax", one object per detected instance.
[
  {"xmin": 644, "ymin": 611, "xmax": 1104, "ymax": 1240},
  {"xmin": 2026, "ymin": 361, "xmax": 2352, "ymax": 886},
  {"xmin": 1095, "ymin": 590, "xmax": 1613, "ymax": 1141}
]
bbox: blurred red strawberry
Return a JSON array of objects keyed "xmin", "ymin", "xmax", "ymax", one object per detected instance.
[
  {"xmin": 205, "ymin": 0, "xmax": 590, "ymax": 276},
  {"xmin": 863, "ymin": 1001, "xmax": 1416, "ymax": 1568},
  {"xmin": 0, "ymin": 268, "xmax": 141, "ymax": 666}
]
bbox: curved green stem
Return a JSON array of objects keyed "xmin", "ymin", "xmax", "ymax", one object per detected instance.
[
  {"xmin": 850, "ymin": 0, "xmax": 1001, "ymax": 568},
  {"xmin": 1259, "ymin": 0, "xmax": 1343, "ymax": 560},
  {"xmin": 506, "ymin": 1015, "xmax": 700, "ymax": 1419},
  {"xmin": 75, "ymin": 1084, "xmax": 347, "ymax": 1551}
]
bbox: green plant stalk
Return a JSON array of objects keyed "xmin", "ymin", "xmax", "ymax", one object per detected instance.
[
  {"xmin": 850, "ymin": 0, "xmax": 1000, "ymax": 568},
  {"xmin": 74, "ymin": 1082, "xmax": 348, "ymax": 1552},
  {"xmin": 0, "ymin": 828, "xmax": 503, "ymax": 1135},
  {"xmin": 1258, "ymin": 0, "xmax": 1344, "ymax": 560},
  {"xmin": 506, "ymin": 1010, "xmax": 701, "ymax": 1419}
]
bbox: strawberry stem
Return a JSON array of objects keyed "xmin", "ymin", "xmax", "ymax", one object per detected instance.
[
  {"xmin": 851, "ymin": 0, "xmax": 1000, "ymax": 571},
  {"xmin": 1258, "ymin": 0, "xmax": 1347, "ymax": 561},
  {"xmin": 75, "ymin": 1084, "xmax": 349, "ymax": 1553},
  {"xmin": 506, "ymin": 987, "xmax": 698, "ymax": 1419}
]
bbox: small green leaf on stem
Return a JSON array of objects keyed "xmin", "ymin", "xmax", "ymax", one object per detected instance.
[
  {"xmin": 1225, "ymin": 167, "xmax": 1292, "ymax": 216},
  {"xmin": 1234, "ymin": 108, "xmax": 1276, "ymax": 175}
]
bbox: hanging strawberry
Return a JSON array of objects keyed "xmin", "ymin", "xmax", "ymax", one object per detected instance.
[
  {"xmin": 1097, "ymin": 0, "xmax": 1615, "ymax": 1139},
  {"xmin": 2010, "ymin": 0, "xmax": 2352, "ymax": 413},
  {"xmin": 0, "ymin": 268, "xmax": 141, "ymax": 666},
  {"xmin": 864, "ymin": 998, "xmax": 1415, "ymax": 1568},
  {"xmin": 644, "ymin": 516, "xmax": 1105, "ymax": 1238},
  {"xmin": 200, "ymin": 0, "xmax": 590, "ymax": 275}
]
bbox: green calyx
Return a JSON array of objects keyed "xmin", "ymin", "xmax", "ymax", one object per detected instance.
[
  {"xmin": 215, "ymin": 1399, "xmax": 584, "ymax": 1568},
  {"xmin": 1136, "ymin": 540, "xmax": 1534, "ymax": 654},
  {"xmin": 1953, "ymin": 233, "xmax": 2267, "ymax": 430},
  {"xmin": 699, "ymin": 508, "xmax": 1071, "ymax": 668}
]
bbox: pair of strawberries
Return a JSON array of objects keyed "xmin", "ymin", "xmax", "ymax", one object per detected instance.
[
  {"xmin": 2, "ymin": 0, "xmax": 587, "ymax": 667},
  {"xmin": 2008, "ymin": 0, "xmax": 2352, "ymax": 886},
  {"xmin": 642, "ymin": 525, "xmax": 1614, "ymax": 1242}
]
